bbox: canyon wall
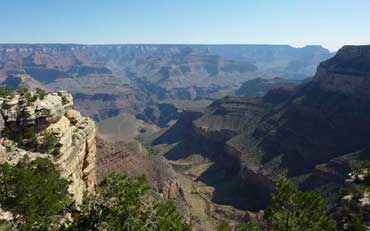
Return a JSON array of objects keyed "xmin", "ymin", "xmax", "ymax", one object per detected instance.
[
  {"xmin": 163, "ymin": 45, "xmax": 370, "ymax": 210},
  {"xmin": 313, "ymin": 45, "xmax": 370, "ymax": 99}
]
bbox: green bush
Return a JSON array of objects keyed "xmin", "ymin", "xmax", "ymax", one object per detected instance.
[
  {"xmin": 237, "ymin": 221, "xmax": 261, "ymax": 231},
  {"xmin": 0, "ymin": 86, "xmax": 14, "ymax": 98},
  {"xmin": 219, "ymin": 178, "xmax": 336, "ymax": 231},
  {"xmin": 217, "ymin": 221, "xmax": 261, "ymax": 231},
  {"xmin": 53, "ymin": 143, "xmax": 62, "ymax": 156},
  {"xmin": 5, "ymin": 129, "xmax": 37, "ymax": 147},
  {"xmin": 1, "ymin": 102, "xmax": 12, "ymax": 110},
  {"xmin": 41, "ymin": 131, "xmax": 59, "ymax": 152},
  {"xmin": 217, "ymin": 222, "xmax": 232, "ymax": 231},
  {"xmin": 24, "ymin": 91, "xmax": 37, "ymax": 106},
  {"xmin": 263, "ymin": 178, "xmax": 336, "ymax": 231},
  {"xmin": 4, "ymin": 129, "xmax": 59, "ymax": 153},
  {"xmin": 16, "ymin": 87, "xmax": 28, "ymax": 95},
  {"xmin": 0, "ymin": 222, "xmax": 17, "ymax": 231},
  {"xmin": 35, "ymin": 88, "xmax": 47, "ymax": 100},
  {"xmin": 69, "ymin": 174, "xmax": 191, "ymax": 231},
  {"xmin": 62, "ymin": 95, "xmax": 69, "ymax": 105},
  {"xmin": 0, "ymin": 156, "xmax": 70, "ymax": 230}
]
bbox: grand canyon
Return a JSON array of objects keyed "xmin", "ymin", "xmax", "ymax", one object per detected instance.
[
  {"xmin": 1, "ymin": 43, "xmax": 370, "ymax": 230},
  {"xmin": 0, "ymin": 1, "xmax": 369, "ymax": 230}
]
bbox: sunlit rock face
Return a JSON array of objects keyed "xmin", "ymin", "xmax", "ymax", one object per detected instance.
[
  {"xmin": 0, "ymin": 90, "xmax": 96, "ymax": 204},
  {"xmin": 313, "ymin": 45, "xmax": 370, "ymax": 99}
]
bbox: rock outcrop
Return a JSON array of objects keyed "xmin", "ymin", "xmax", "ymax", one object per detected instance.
[
  {"xmin": 0, "ymin": 90, "xmax": 96, "ymax": 204},
  {"xmin": 313, "ymin": 45, "xmax": 370, "ymax": 99}
]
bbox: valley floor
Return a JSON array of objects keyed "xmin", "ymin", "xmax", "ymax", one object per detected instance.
[
  {"xmin": 97, "ymin": 115, "xmax": 250, "ymax": 230},
  {"xmin": 170, "ymin": 157, "xmax": 247, "ymax": 231},
  {"xmin": 152, "ymin": 138, "xmax": 249, "ymax": 231}
]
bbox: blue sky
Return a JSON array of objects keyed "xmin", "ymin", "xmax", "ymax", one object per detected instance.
[{"xmin": 1, "ymin": 0, "xmax": 370, "ymax": 51}]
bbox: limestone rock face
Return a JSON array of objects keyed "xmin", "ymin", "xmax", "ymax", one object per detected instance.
[
  {"xmin": 0, "ymin": 91, "xmax": 96, "ymax": 204},
  {"xmin": 1, "ymin": 91, "xmax": 73, "ymax": 130},
  {"xmin": 49, "ymin": 109, "xmax": 96, "ymax": 203},
  {"xmin": 313, "ymin": 45, "xmax": 370, "ymax": 99}
]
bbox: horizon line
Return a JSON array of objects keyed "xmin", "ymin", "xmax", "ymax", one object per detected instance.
[{"xmin": 0, "ymin": 43, "xmax": 338, "ymax": 51}]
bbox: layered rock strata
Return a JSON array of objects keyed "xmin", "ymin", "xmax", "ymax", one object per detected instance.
[{"xmin": 161, "ymin": 45, "xmax": 370, "ymax": 210}]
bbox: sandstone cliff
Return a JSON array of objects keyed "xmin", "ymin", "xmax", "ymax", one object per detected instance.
[{"xmin": 0, "ymin": 90, "xmax": 96, "ymax": 204}]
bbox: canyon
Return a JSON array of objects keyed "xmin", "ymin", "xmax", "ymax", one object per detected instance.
[
  {"xmin": 0, "ymin": 44, "xmax": 332, "ymax": 121},
  {"xmin": 159, "ymin": 45, "xmax": 370, "ymax": 208},
  {"xmin": 1, "ymin": 44, "xmax": 370, "ymax": 230}
]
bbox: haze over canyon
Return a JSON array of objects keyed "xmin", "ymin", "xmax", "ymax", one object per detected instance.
[{"xmin": 1, "ymin": 41, "xmax": 370, "ymax": 230}]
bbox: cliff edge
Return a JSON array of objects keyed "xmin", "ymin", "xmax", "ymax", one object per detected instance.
[{"xmin": 0, "ymin": 89, "xmax": 96, "ymax": 204}]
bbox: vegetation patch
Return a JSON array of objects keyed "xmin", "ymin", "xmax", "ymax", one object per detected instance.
[
  {"xmin": 0, "ymin": 161, "xmax": 191, "ymax": 231},
  {"xmin": 70, "ymin": 175, "xmax": 191, "ymax": 231},
  {"xmin": 62, "ymin": 95, "xmax": 69, "ymax": 105},
  {"xmin": 0, "ymin": 156, "xmax": 70, "ymax": 230},
  {"xmin": 4, "ymin": 128, "xmax": 59, "ymax": 154},
  {"xmin": 0, "ymin": 86, "xmax": 14, "ymax": 98}
]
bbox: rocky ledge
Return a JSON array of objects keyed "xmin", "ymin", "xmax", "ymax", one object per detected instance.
[{"xmin": 0, "ymin": 90, "xmax": 96, "ymax": 204}]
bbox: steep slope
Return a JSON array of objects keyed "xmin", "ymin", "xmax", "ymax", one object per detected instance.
[
  {"xmin": 0, "ymin": 90, "xmax": 96, "ymax": 204},
  {"xmin": 96, "ymin": 138, "xmax": 179, "ymax": 199},
  {"xmin": 242, "ymin": 45, "xmax": 370, "ymax": 177},
  {"xmin": 157, "ymin": 45, "xmax": 370, "ymax": 210}
]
